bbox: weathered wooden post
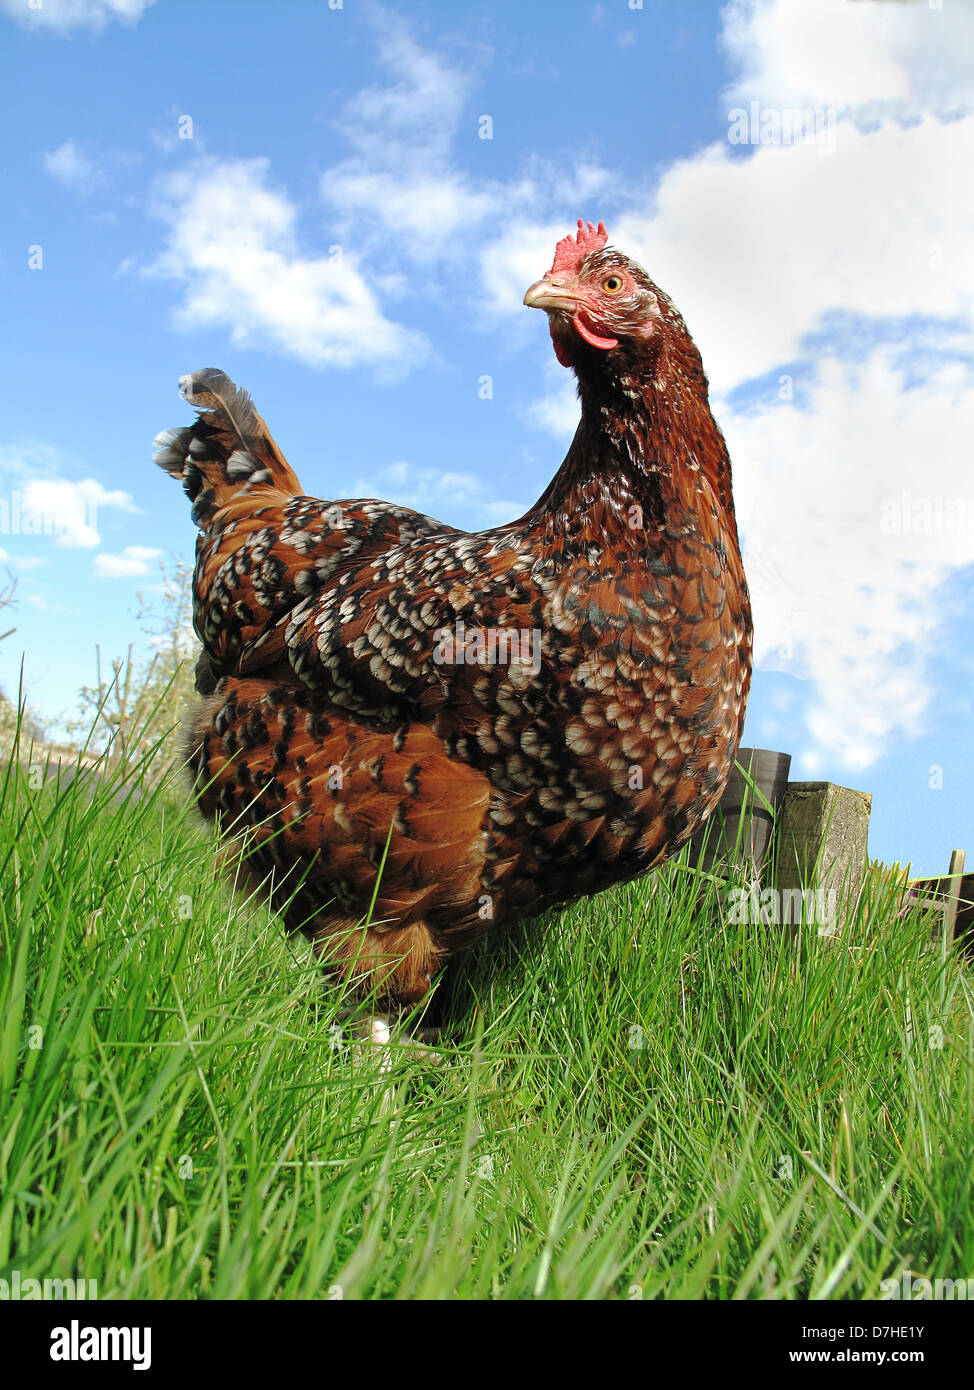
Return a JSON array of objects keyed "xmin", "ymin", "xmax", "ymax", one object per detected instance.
[
  {"xmin": 909, "ymin": 850, "xmax": 972, "ymax": 949},
  {"xmin": 941, "ymin": 849, "xmax": 967, "ymax": 945},
  {"xmin": 774, "ymin": 782, "xmax": 872, "ymax": 931},
  {"xmin": 691, "ymin": 746, "xmax": 792, "ymax": 875}
]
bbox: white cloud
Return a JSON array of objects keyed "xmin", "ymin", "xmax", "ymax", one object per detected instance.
[
  {"xmin": 723, "ymin": 352, "xmax": 974, "ymax": 767},
  {"xmin": 0, "ymin": 546, "xmax": 44, "ymax": 573},
  {"xmin": 320, "ymin": 16, "xmax": 502, "ymax": 266},
  {"xmin": 340, "ymin": 17, "xmax": 475, "ymax": 168},
  {"xmin": 94, "ymin": 544, "xmax": 162, "ymax": 578},
  {"xmin": 323, "ymin": 169, "xmax": 499, "ymax": 262},
  {"xmin": 148, "ymin": 157, "xmax": 428, "ymax": 376},
  {"xmin": 320, "ymin": 13, "xmax": 612, "ymax": 280},
  {"xmin": 0, "ymin": 441, "xmax": 64, "ymax": 475},
  {"xmin": 521, "ymin": 360, "xmax": 579, "ymax": 438},
  {"xmin": 11, "ymin": 478, "xmax": 137, "ymax": 549},
  {"xmin": 145, "ymin": 13, "xmax": 613, "ymax": 375},
  {"xmin": 44, "ymin": 140, "xmax": 103, "ymax": 193},
  {"xmin": 721, "ymin": 0, "xmax": 974, "ymax": 124},
  {"xmin": 144, "ymin": 21, "xmax": 468, "ymax": 371},
  {"xmin": 0, "ymin": 448, "xmax": 137, "ymax": 549},
  {"xmin": 0, "ymin": 0, "xmax": 153, "ymax": 32}
]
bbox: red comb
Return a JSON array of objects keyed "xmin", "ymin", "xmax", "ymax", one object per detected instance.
[{"xmin": 549, "ymin": 219, "xmax": 609, "ymax": 274}]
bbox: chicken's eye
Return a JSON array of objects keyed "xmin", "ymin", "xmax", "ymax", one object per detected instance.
[{"xmin": 602, "ymin": 275, "xmax": 624, "ymax": 293}]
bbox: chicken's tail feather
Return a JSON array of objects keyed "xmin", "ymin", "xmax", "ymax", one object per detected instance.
[{"xmin": 153, "ymin": 368, "xmax": 302, "ymax": 527}]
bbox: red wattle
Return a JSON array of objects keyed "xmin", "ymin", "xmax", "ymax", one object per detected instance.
[{"xmin": 572, "ymin": 313, "xmax": 618, "ymax": 351}]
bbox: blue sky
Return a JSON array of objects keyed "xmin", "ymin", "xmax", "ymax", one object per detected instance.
[{"xmin": 0, "ymin": 0, "xmax": 972, "ymax": 877}]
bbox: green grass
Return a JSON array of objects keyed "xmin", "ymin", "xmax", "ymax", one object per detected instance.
[{"xmin": 0, "ymin": 726, "xmax": 972, "ymax": 1301}]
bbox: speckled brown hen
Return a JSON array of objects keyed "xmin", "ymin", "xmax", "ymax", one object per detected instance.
[{"xmin": 154, "ymin": 220, "xmax": 752, "ymax": 1010}]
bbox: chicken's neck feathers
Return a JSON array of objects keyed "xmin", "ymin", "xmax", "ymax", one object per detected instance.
[{"xmin": 529, "ymin": 346, "xmax": 735, "ymax": 547}]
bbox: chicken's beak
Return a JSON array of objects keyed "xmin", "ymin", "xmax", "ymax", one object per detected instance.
[{"xmin": 523, "ymin": 279, "xmax": 582, "ymax": 313}]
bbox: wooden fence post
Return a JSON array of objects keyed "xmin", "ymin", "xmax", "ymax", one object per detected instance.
[
  {"xmin": 774, "ymin": 782, "xmax": 872, "ymax": 929},
  {"xmin": 936, "ymin": 848, "xmax": 966, "ymax": 948}
]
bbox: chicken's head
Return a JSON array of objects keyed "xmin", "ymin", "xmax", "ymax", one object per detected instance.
[{"xmin": 523, "ymin": 220, "xmax": 661, "ymax": 370}]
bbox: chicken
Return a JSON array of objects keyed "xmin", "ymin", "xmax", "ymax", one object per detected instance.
[{"xmin": 153, "ymin": 219, "xmax": 752, "ymax": 1011}]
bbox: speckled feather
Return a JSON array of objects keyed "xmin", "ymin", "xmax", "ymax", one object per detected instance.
[{"xmin": 155, "ymin": 229, "xmax": 752, "ymax": 1007}]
